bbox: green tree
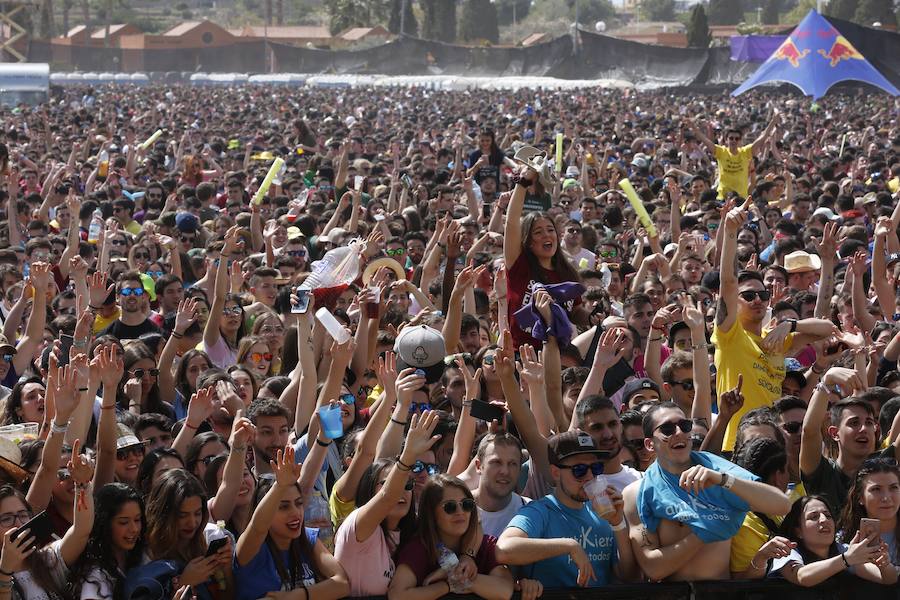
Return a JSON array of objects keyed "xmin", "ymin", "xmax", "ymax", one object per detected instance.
[
  {"xmin": 853, "ymin": 0, "xmax": 894, "ymax": 25},
  {"xmin": 640, "ymin": 0, "xmax": 676, "ymax": 21},
  {"xmin": 572, "ymin": 0, "xmax": 616, "ymax": 25},
  {"xmin": 761, "ymin": 0, "xmax": 779, "ymax": 23},
  {"xmin": 686, "ymin": 4, "xmax": 711, "ymax": 47},
  {"xmin": 389, "ymin": 0, "xmax": 418, "ymax": 35},
  {"xmin": 496, "ymin": 0, "xmax": 531, "ymax": 25},
  {"xmin": 826, "ymin": 0, "xmax": 856, "ymax": 20},
  {"xmin": 326, "ymin": 0, "xmax": 389, "ymax": 35},
  {"xmin": 459, "ymin": 0, "xmax": 499, "ymax": 43},
  {"xmin": 422, "ymin": 0, "xmax": 456, "ymax": 41},
  {"xmin": 708, "ymin": 0, "xmax": 743, "ymax": 24}
]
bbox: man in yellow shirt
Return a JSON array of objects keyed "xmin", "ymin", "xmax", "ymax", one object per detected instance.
[
  {"xmin": 687, "ymin": 116, "xmax": 779, "ymax": 199},
  {"xmin": 713, "ymin": 198, "xmax": 835, "ymax": 451}
]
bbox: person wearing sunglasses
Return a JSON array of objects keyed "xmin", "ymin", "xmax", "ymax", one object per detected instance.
[
  {"xmin": 497, "ymin": 429, "xmax": 639, "ymax": 589},
  {"xmin": 237, "ymin": 335, "xmax": 275, "ymax": 381},
  {"xmin": 685, "ymin": 117, "xmax": 778, "ymax": 200},
  {"xmin": 621, "ymin": 402, "xmax": 791, "ymax": 582},
  {"xmin": 561, "ymin": 219, "xmax": 596, "ymax": 270},
  {"xmin": 390, "ymin": 474, "xmax": 514, "ymax": 600},
  {"xmin": 773, "ymin": 396, "xmax": 807, "ymax": 486},
  {"xmin": 98, "ymin": 272, "xmax": 161, "ymax": 342},
  {"xmin": 714, "ymin": 201, "xmax": 836, "ymax": 453}
]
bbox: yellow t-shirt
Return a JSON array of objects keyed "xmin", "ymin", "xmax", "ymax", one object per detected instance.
[
  {"xmin": 712, "ymin": 318, "xmax": 795, "ymax": 451},
  {"xmin": 729, "ymin": 483, "xmax": 804, "ymax": 573},
  {"xmin": 329, "ymin": 485, "xmax": 356, "ymax": 531},
  {"xmin": 714, "ymin": 144, "xmax": 753, "ymax": 199},
  {"xmin": 92, "ymin": 307, "xmax": 122, "ymax": 334}
]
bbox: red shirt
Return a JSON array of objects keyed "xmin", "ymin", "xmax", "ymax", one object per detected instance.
[
  {"xmin": 507, "ymin": 253, "xmax": 580, "ymax": 349},
  {"xmin": 396, "ymin": 535, "xmax": 500, "ymax": 586}
]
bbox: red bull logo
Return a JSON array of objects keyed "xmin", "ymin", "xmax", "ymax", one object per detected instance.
[
  {"xmin": 772, "ymin": 39, "xmax": 809, "ymax": 67},
  {"xmin": 817, "ymin": 35, "xmax": 864, "ymax": 66}
]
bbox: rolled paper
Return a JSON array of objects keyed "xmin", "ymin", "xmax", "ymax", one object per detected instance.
[
  {"xmin": 839, "ymin": 133, "xmax": 846, "ymax": 157},
  {"xmin": 253, "ymin": 157, "xmax": 285, "ymax": 205},
  {"xmin": 139, "ymin": 129, "xmax": 163, "ymax": 150},
  {"xmin": 619, "ymin": 178, "xmax": 657, "ymax": 238},
  {"xmin": 555, "ymin": 132, "xmax": 563, "ymax": 174}
]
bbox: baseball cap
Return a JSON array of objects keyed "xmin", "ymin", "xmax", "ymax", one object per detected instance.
[
  {"xmin": 887, "ymin": 252, "xmax": 900, "ymax": 268},
  {"xmin": 812, "ymin": 207, "xmax": 840, "ymax": 221},
  {"xmin": 175, "ymin": 212, "xmax": 200, "ymax": 233},
  {"xmin": 547, "ymin": 429, "xmax": 606, "ymax": 465},
  {"xmin": 622, "ymin": 378, "xmax": 661, "ymax": 407},
  {"xmin": 0, "ymin": 335, "xmax": 15, "ymax": 355},
  {"xmin": 393, "ymin": 325, "xmax": 446, "ymax": 384}
]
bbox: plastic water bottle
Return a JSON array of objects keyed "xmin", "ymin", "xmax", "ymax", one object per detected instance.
[
  {"xmin": 88, "ymin": 209, "xmax": 103, "ymax": 244},
  {"xmin": 98, "ymin": 150, "xmax": 109, "ymax": 179},
  {"xmin": 437, "ymin": 543, "xmax": 469, "ymax": 593}
]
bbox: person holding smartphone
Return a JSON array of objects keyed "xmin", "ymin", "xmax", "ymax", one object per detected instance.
[{"xmin": 838, "ymin": 459, "xmax": 900, "ymax": 568}]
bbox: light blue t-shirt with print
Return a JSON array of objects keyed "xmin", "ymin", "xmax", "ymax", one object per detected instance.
[{"xmin": 506, "ymin": 494, "xmax": 618, "ymax": 588}]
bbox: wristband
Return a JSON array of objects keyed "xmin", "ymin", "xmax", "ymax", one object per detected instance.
[
  {"xmin": 88, "ymin": 305, "xmax": 101, "ymax": 311},
  {"xmin": 396, "ymin": 458, "xmax": 413, "ymax": 472},
  {"xmin": 750, "ymin": 556, "xmax": 765, "ymax": 570},
  {"xmin": 841, "ymin": 552, "xmax": 850, "ymax": 568},
  {"xmin": 171, "ymin": 331, "xmax": 184, "ymax": 339},
  {"xmin": 720, "ymin": 472, "xmax": 735, "ymax": 489},
  {"xmin": 811, "ymin": 363, "xmax": 826, "ymax": 375},
  {"xmin": 648, "ymin": 336, "xmax": 664, "ymax": 343},
  {"xmin": 101, "ymin": 404, "xmax": 115, "ymax": 411},
  {"xmin": 185, "ymin": 421, "xmax": 199, "ymax": 430},
  {"xmin": 785, "ymin": 318, "xmax": 797, "ymax": 333},
  {"xmin": 390, "ymin": 417, "xmax": 407, "ymax": 426},
  {"xmin": 315, "ymin": 438, "xmax": 330, "ymax": 447},
  {"xmin": 692, "ymin": 342, "xmax": 708, "ymax": 351},
  {"xmin": 77, "ymin": 387, "xmax": 89, "ymax": 392},
  {"xmin": 611, "ymin": 520, "xmax": 627, "ymax": 531},
  {"xmin": 50, "ymin": 419, "xmax": 69, "ymax": 435}
]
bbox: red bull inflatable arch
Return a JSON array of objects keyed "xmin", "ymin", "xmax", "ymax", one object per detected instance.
[{"xmin": 733, "ymin": 9, "xmax": 899, "ymax": 99}]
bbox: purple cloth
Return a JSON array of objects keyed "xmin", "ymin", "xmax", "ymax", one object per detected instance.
[
  {"xmin": 513, "ymin": 281, "xmax": 585, "ymax": 347},
  {"xmin": 729, "ymin": 35, "xmax": 787, "ymax": 62}
]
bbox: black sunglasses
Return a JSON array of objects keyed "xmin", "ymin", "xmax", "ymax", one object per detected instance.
[
  {"xmin": 669, "ymin": 379, "xmax": 695, "ymax": 392},
  {"xmin": 781, "ymin": 421, "xmax": 802, "ymax": 434},
  {"xmin": 441, "ymin": 498, "xmax": 476, "ymax": 515},
  {"xmin": 557, "ymin": 461, "xmax": 604, "ymax": 478},
  {"xmin": 738, "ymin": 290, "xmax": 771, "ymax": 302},
  {"xmin": 132, "ymin": 368, "xmax": 160, "ymax": 378},
  {"xmin": 655, "ymin": 418, "xmax": 694, "ymax": 437},
  {"xmin": 623, "ymin": 438, "xmax": 645, "ymax": 451}
]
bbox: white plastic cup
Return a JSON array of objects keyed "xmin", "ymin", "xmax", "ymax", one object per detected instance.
[
  {"xmin": 316, "ymin": 307, "xmax": 351, "ymax": 344},
  {"xmin": 584, "ymin": 475, "xmax": 615, "ymax": 518}
]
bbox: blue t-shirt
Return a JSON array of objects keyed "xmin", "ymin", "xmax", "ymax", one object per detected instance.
[
  {"xmin": 506, "ymin": 494, "xmax": 618, "ymax": 588},
  {"xmin": 233, "ymin": 528, "xmax": 318, "ymax": 600}
]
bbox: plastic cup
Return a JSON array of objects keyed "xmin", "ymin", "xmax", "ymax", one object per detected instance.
[
  {"xmin": 316, "ymin": 307, "xmax": 351, "ymax": 344},
  {"xmin": 318, "ymin": 405, "xmax": 343, "ymax": 439},
  {"xmin": 584, "ymin": 475, "xmax": 615, "ymax": 518}
]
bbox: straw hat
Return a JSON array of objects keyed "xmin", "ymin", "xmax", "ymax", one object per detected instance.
[{"xmin": 784, "ymin": 250, "xmax": 821, "ymax": 274}]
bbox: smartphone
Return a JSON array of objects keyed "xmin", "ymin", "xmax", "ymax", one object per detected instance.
[
  {"xmin": 482, "ymin": 202, "xmax": 493, "ymax": 219},
  {"xmin": 401, "ymin": 173, "xmax": 413, "ymax": 189},
  {"xmin": 205, "ymin": 537, "xmax": 228, "ymax": 557},
  {"xmin": 59, "ymin": 334, "xmax": 74, "ymax": 366},
  {"xmin": 354, "ymin": 175, "xmax": 365, "ymax": 191},
  {"xmin": 469, "ymin": 399, "xmax": 506, "ymax": 423},
  {"xmin": 291, "ymin": 287, "xmax": 311, "ymax": 314},
  {"xmin": 859, "ymin": 517, "xmax": 880, "ymax": 546},
  {"xmin": 12, "ymin": 511, "xmax": 53, "ymax": 548}
]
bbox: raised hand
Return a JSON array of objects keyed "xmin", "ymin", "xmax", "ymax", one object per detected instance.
[
  {"xmin": 680, "ymin": 299, "xmax": 705, "ymax": 333},
  {"xmin": 718, "ymin": 374, "xmax": 745, "ymax": 423},
  {"xmin": 592, "ymin": 328, "xmax": 628, "ymax": 370},
  {"xmin": 88, "ymin": 271, "xmax": 115, "ymax": 309},
  {"xmin": 823, "ymin": 367, "xmax": 865, "ymax": 396},
  {"xmin": 723, "ymin": 197, "xmax": 749, "ymax": 233},
  {"xmin": 229, "ymin": 409, "xmax": 256, "ymax": 450},
  {"xmin": 516, "ymin": 344, "xmax": 544, "ymax": 388},
  {"xmin": 96, "ymin": 344, "xmax": 124, "ymax": 389},
  {"xmin": 330, "ymin": 334, "xmax": 356, "ymax": 367},
  {"xmin": 29, "ymin": 262, "xmax": 51, "ymax": 293},
  {"xmin": 395, "ymin": 367, "xmax": 425, "ymax": 408},
  {"xmin": 174, "ymin": 297, "xmax": 199, "ymax": 334},
  {"xmin": 455, "ymin": 357, "xmax": 483, "ymax": 394},
  {"xmin": 377, "ymin": 351, "xmax": 399, "ymax": 399},
  {"xmin": 270, "ymin": 446, "xmax": 301, "ymax": 488},
  {"xmin": 186, "ymin": 386, "xmax": 216, "ymax": 429},
  {"xmin": 494, "ymin": 265, "xmax": 508, "ymax": 299},
  {"xmin": 400, "ymin": 410, "xmax": 442, "ymax": 463},
  {"xmin": 67, "ymin": 439, "xmax": 95, "ymax": 485},
  {"xmin": 53, "ymin": 361, "xmax": 81, "ymax": 423},
  {"xmin": 813, "ymin": 220, "xmax": 843, "ymax": 260},
  {"xmin": 533, "ymin": 288, "xmax": 553, "ymax": 325}
]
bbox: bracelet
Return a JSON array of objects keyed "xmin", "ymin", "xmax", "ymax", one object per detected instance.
[
  {"xmin": 184, "ymin": 421, "xmax": 199, "ymax": 430},
  {"xmin": 315, "ymin": 438, "xmax": 330, "ymax": 447},
  {"xmin": 648, "ymin": 336, "xmax": 664, "ymax": 343},
  {"xmin": 396, "ymin": 458, "xmax": 413, "ymax": 472},
  {"xmin": 171, "ymin": 331, "xmax": 184, "ymax": 339},
  {"xmin": 750, "ymin": 556, "xmax": 765, "ymax": 570},
  {"xmin": 77, "ymin": 387, "xmax": 89, "ymax": 392},
  {"xmin": 462, "ymin": 400, "xmax": 473, "ymax": 407},
  {"xmin": 101, "ymin": 404, "xmax": 115, "ymax": 411},
  {"xmin": 611, "ymin": 520, "xmax": 627, "ymax": 531},
  {"xmin": 50, "ymin": 419, "xmax": 69, "ymax": 435},
  {"xmin": 73, "ymin": 336, "xmax": 90, "ymax": 348},
  {"xmin": 811, "ymin": 363, "xmax": 826, "ymax": 375},
  {"xmin": 390, "ymin": 417, "xmax": 407, "ymax": 426},
  {"xmin": 692, "ymin": 342, "xmax": 708, "ymax": 351},
  {"xmin": 720, "ymin": 472, "xmax": 735, "ymax": 489},
  {"xmin": 0, "ymin": 568, "xmax": 13, "ymax": 577},
  {"xmin": 841, "ymin": 552, "xmax": 850, "ymax": 568}
]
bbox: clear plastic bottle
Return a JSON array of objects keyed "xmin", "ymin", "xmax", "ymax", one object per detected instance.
[
  {"xmin": 88, "ymin": 209, "xmax": 103, "ymax": 244},
  {"xmin": 437, "ymin": 543, "xmax": 469, "ymax": 593}
]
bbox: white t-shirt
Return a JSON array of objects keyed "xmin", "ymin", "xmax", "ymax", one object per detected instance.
[
  {"xmin": 604, "ymin": 464, "xmax": 642, "ymax": 493},
  {"xmin": 13, "ymin": 539, "xmax": 68, "ymax": 600},
  {"xmin": 79, "ymin": 567, "xmax": 116, "ymax": 599},
  {"xmin": 565, "ymin": 247, "xmax": 596, "ymax": 270},
  {"xmin": 478, "ymin": 493, "xmax": 530, "ymax": 538}
]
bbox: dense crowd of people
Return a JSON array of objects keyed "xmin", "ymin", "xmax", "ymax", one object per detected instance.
[{"xmin": 0, "ymin": 83, "xmax": 896, "ymax": 600}]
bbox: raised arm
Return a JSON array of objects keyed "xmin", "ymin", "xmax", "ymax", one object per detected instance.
[
  {"xmin": 685, "ymin": 118, "xmax": 716, "ymax": 153},
  {"xmin": 801, "ymin": 368, "xmax": 865, "ymax": 478},
  {"xmin": 236, "ymin": 447, "xmax": 302, "ymax": 566},
  {"xmin": 503, "ymin": 169, "xmax": 534, "ymax": 268},
  {"xmin": 172, "ymin": 386, "xmax": 216, "ymax": 459},
  {"xmin": 209, "ymin": 410, "xmax": 256, "ymax": 523},
  {"xmin": 92, "ymin": 346, "xmax": 123, "ymax": 489},
  {"xmin": 290, "ymin": 308, "xmax": 318, "ymax": 436},
  {"xmin": 716, "ymin": 198, "xmax": 748, "ymax": 334},
  {"xmin": 446, "ymin": 359, "xmax": 481, "ymax": 477},
  {"xmin": 58, "ymin": 439, "xmax": 95, "ymax": 567},
  {"xmin": 872, "ymin": 217, "xmax": 896, "ymax": 319},
  {"xmin": 442, "ymin": 263, "xmax": 473, "ymax": 354},
  {"xmin": 813, "ymin": 221, "xmax": 840, "ymax": 319},
  {"xmin": 203, "ymin": 226, "xmax": 242, "ymax": 349},
  {"xmin": 751, "ymin": 114, "xmax": 780, "ymax": 156},
  {"xmin": 682, "ymin": 300, "xmax": 711, "ymax": 425},
  {"xmin": 158, "ymin": 298, "xmax": 197, "ymax": 404},
  {"xmin": 13, "ymin": 262, "xmax": 50, "ymax": 376}
]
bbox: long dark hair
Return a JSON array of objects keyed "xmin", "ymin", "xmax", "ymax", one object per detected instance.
[
  {"xmin": 120, "ymin": 343, "xmax": 171, "ymax": 417},
  {"xmin": 136, "ymin": 448, "xmax": 185, "ymax": 497},
  {"xmin": 254, "ymin": 476, "xmax": 319, "ymax": 589},
  {"xmin": 184, "ymin": 431, "xmax": 228, "ymax": 480},
  {"xmin": 146, "ymin": 469, "xmax": 209, "ymax": 562},
  {"xmin": 780, "ymin": 495, "xmax": 841, "ymax": 564},
  {"xmin": 520, "ymin": 212, "xmax": 580, "ymax": 284},
  {"xmin": 0, "ymin": 485, "xmax": 66, "ymax": 597},
  {"xmin": 415, "ymin": 475, "xmax": 478, "ymax": 568},
  {"xmin": 221, "ymin": 292, "xmax": 247, "ymax": 350},
  {"xmin": 355, "ymin": 458, "xmax": 417, "ymax": 556},
  {"xmin": 838, "ymin": 458, "xmax": 900, "ymax": 544},
  {"xmin": 2, "ymin": 376, "xmax": 44, "ymax": 425},
  {"xmin": 70, "ymin": 483, "xmax": 146, "ymax": 600},
  {"xmin": 174, "ymin": 349, "xmax": 212, "ymax": 404}
]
